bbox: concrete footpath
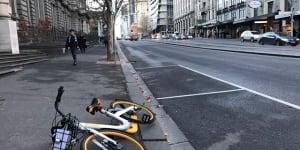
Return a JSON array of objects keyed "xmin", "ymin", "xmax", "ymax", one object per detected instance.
[
  {"xmin": 0, "ymin": 44, "xmax": 167, "ymax": 149},
  {"xmin": 155, "ymin": 38, "xmax": 300, "ymax": 58}
]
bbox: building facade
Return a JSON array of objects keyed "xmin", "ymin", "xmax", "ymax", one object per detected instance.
[
  {"xmin": 149, "ymin": 0, "xmax": 174, "ymax": 33},
  {"xmin": 195, "ymin": 0, "xmax": 300, "ymax": 38},
  {"xmin": 174, "ymin": 0, "xmax": 195, "ymax": 35},
  {"xmin": 10, "ymin": 0, "xmax": 90, "ymax": 42},
  {"xmin": 195, "ymin": 0, "xmax": 217, "ymax": 37},
  {"xmin": 136, "ymin": 0, "xmax": 148, "ymax": 36},
  {"xmin": 149, "ymin": 0, "xmax": 159, "ymax": 31}
]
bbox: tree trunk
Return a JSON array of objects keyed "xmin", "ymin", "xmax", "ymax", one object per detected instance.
[{"xmin": 106, "ymin": 19, "xmax": 114, "ymax": 61}]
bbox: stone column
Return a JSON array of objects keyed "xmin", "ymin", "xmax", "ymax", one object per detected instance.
[{"xmin": 0, "ymin": 0, "xmax": 19, "ymax": 54}]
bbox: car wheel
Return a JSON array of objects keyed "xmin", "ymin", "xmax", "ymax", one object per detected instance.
[
  {"xmin": 259, "ymin": 39, "xmax": 264, "ymax": 45},
  {"xmin": 250, "ymin": 38, "xmax": 254, "ymax": 42},
  {"xmin": 241, "ymin": 37, "xmax": 244, "ymax": 42},
  {"xmin": 275, "ymin": 40, "xmax": 280, "ymax": 46}
]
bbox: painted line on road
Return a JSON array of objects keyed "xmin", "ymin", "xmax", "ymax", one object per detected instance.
[
  {"xmin": 179, "ymin": 65, "xmax": 300, "ymax": 110},
  {"xmin": 136, "ymin": 65, "xmax": 178, "ymax": 70},
  {"xmin": 157, "ymin": 89, "xmax": 244, "ymax": 100}
]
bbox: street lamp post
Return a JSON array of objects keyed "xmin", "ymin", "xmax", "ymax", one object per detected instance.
[
  {"xmin": 290, "ymin": 0, "xmax": 296, "ymax": 37},
  {"xmin": 291, "ymin": 7, "xmax": 294, "ymax": 36}
]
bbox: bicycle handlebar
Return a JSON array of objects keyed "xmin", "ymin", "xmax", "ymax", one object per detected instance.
[{"xmin": 55, "ymin": 86, "xmax": 65, "ymax": 118}]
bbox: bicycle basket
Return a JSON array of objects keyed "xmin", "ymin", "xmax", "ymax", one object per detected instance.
[
  {"xmin": 51, "ymin": 114, "xmax": 79, "ymax": 150},
  {"xmin": 52, "ymin": 129, "xmax": 72, "ymax": 150}
]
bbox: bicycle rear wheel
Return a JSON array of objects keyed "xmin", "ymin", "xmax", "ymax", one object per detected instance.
[
  {"xmin": 81, "ymin": 129, "xmax": 146, "ymax": 150},
  {"xmin": 110, "ymin": 100, "xmax": 155, "ymax": 124}
]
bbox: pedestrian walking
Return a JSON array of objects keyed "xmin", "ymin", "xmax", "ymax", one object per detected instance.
[
  {"xmin": 65, "ymin": 29, "xmax": 78, "ymax": 66},
  {"xmin": 78, "ymin": 33, "xmax": 87, "ymax": 54},
  {"xmin": 293, "ymin": 28, "xmax": 297, "ymax": 37},
  {"xmin": 103, "ymin": 35, "xmax": 108, "ymax": 47}
]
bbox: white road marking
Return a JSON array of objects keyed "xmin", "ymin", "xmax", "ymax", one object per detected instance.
[
  {"xmin": 157, "ymin": 89, "xmax": 244, "ymax": 100},
  {"xmin": 136, "ymin": 65, "xmax": 178, "ymax": 70},
  {"xmin": 179, "ymin": 65, "xmax": 300, "ymax": 110}
]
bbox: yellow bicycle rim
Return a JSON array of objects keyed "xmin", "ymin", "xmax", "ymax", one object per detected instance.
[{"xmin": 84, "ymin": 131, "xmax": 145, "ymax": 150}]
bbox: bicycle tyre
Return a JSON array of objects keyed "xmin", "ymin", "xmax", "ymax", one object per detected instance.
[
  {"xmin": 80, "ymin": 129, "xmax": 146, "ymax": 150},
  {"xmin": 110, "ymin": 100, "xmax": 155, "ymax": 124}
]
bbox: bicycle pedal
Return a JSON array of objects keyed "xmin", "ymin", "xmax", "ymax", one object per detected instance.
[{"xmin": 142, "ymin": 114, "xmax": 151, "ymax": 123}]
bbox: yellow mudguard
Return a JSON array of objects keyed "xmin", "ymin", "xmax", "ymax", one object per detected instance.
[{"xmin": 125, "ymin": 115, "xmax": 139, "ymax": 134}]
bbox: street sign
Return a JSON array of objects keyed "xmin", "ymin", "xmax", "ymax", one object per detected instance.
[{"xmin": 248, "ymin": 1, "xmax": 262, "ymax": 9}]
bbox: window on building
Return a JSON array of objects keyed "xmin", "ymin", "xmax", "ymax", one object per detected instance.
[
  {"xmin": 224, "ymin": 13, "xmax": 228, "ymax": 20},
  {"xmin": 268, "ymin": 1, "xmax": 273, "ymax": 14},
  {"xmin": 232, "ymin": 11, "xmax": 236, "ymax": 19},
  {"xmin": 285, "ymin": 0, "xmax": 291, "ymax": 11},
  {"xmin": 254, "ymin": 8, "xmax": 258, "ymax": 17},
  {"xmin": 218, "ymin": 15, "xmax": 223, "ymax": 22},
  {"xmin": 239, "ymin": 8, "xmax": 245, "ymax": 18},
  {"xmin": 218, "ymin": 0, "xmax": 223, "ymax": 10},
  {"xmin": 225, "ymin": 0, "xmax": 228, "ymax": 7},
  {"xmin": 232, "ymin": 0, "xmax": 236, "ymax": 5}
]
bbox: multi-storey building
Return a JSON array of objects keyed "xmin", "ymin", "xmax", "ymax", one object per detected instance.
[
  {"xmin": 209, "ymin": 0, "xmax": 300, "ymax": 38},
  {"xmin": 136, "ymin": 0, "xmax": 148, "ymax": 35},
  {"xmin": 196, "ymin": 0, "xmax": 300, "ymax": 38},
  {"xmin": 195, "ymin": 0, "xmax": 217, "ymax": 37},
  {"xmin": 129, "ymin": 0, "xmax": 137, "ymax": 25},
  {"xmin": 10, "ymin": 0, "xmax": 90, "ymax": 42},
  {"xmin": 174, "ymin": 0, "xmax": 195, "ymax": 35},
  {"xmin": 149, "ymin": 0, "xmax": 159, "ymax": 31},
  {"xmin": 149, "ymin": 0, "xmax": 174, "ymax": 33}
]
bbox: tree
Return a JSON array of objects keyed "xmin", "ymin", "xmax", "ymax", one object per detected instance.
[
  {"xmin": 138, "ymin": 15, "xmax": 152, "ymax": 37},
  {"xmin": 89, "ymin": 0, "xmax": 124, "ymax": 61}
]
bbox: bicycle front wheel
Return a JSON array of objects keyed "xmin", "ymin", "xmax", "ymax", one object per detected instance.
[
  {"xmin": 110, "ymin": 100, "xmax": 155, "ymax": 124},
  {"xmin": 81, "ymin": 129, "xmax": 146, "ymax": 150}
]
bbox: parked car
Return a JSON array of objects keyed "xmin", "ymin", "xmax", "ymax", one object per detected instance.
[
  {"xmin": 162, "ymin": 34, "xmax": 170, "ymax": 39},
  {"xmin": 187, "ymin": 35, "xmax": 193, "ymax": 39},
  {"xmin": 130, "ymin": 35, "xmax": 138, "ymax": 41},
  {"xmin": 180, "ymin": 34, "xmax": 188, "ymax": 40},
  {"xmin": 116, "ymin": 36, "xmax": 122, "ymax": 40},
  {"xmin": 258, "ymin": 32, "xmax": 299, "ymax": 46},
  {"xmin": 125, "ymin": 35, "xmax": 131, "ymax": 40},
  {"xmin": 171, "ymin": 33, "xmax": 181, "ymax": 40},
  {"xmin": 240, "ymin": 30, "xmax": 261, "ymax": 42}
]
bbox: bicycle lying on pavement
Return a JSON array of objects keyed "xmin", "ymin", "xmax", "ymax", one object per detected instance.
[{"xmin": 51, "ymin": 86, "xmax": 155, "ymax": 150}]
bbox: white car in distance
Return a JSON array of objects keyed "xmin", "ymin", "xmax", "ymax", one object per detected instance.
[{"xmin": 240, "ymin": 30, "xmax": 261, "ymax": 42}]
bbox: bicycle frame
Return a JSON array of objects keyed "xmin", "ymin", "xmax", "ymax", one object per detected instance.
[
  {"xmin": 75, "ymin": 106, "xmax": 136, "ymax": 149},
  {"xmin": 52, "ymin": 87, "xmax": 139, "ymax": 149},
  {"xmin": 79, "ymin": 106, "xmax": 134, "ymax": 130}
]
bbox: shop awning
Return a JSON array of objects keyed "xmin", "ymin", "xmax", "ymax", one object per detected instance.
[
  {"xmin": 198, "ymin": 19, "xmax": 217, "ymax": 27},
  {"xmin": 275, "ymin": 10, "xmax": 300, "ymax": 19},
  {"xmin": 233, "ymin": 15, "xmax": 268, "ymax": 24}
]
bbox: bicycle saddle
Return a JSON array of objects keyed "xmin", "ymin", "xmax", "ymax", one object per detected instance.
[{"xmin": 86, "ymin": 98, "xmax": 103, "ymax": 115}]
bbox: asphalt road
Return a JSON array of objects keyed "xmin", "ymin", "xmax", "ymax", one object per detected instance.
[{"xmin": 119, "ymin": 39, "xmax": 300, "ymax": 150}]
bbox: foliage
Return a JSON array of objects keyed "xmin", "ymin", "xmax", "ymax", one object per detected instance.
[{"xmin": 88, "ymin": 0, "xmax": 124, "ymax": 61}]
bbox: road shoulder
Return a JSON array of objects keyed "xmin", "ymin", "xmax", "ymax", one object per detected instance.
[{"xmin": 116, "ymin": 41, "xmax": 195, "ymax": 150}]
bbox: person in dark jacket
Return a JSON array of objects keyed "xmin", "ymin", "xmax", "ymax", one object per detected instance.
[
  {"xmin": 65, "ymin": 29, "xmax": 78, "ymax": 66},
  {"xmin": 78, "ymin": 33, "xmax": 87, "ymax": 54},
  {"xmin": 103, "ymin": 35, "xmax": 108, "ymax": 47}
]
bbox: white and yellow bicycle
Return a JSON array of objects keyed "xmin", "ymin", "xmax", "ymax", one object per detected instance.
[{"xmin": 51, "ymin": 86, "xmax": 155, "ymax": 150}]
